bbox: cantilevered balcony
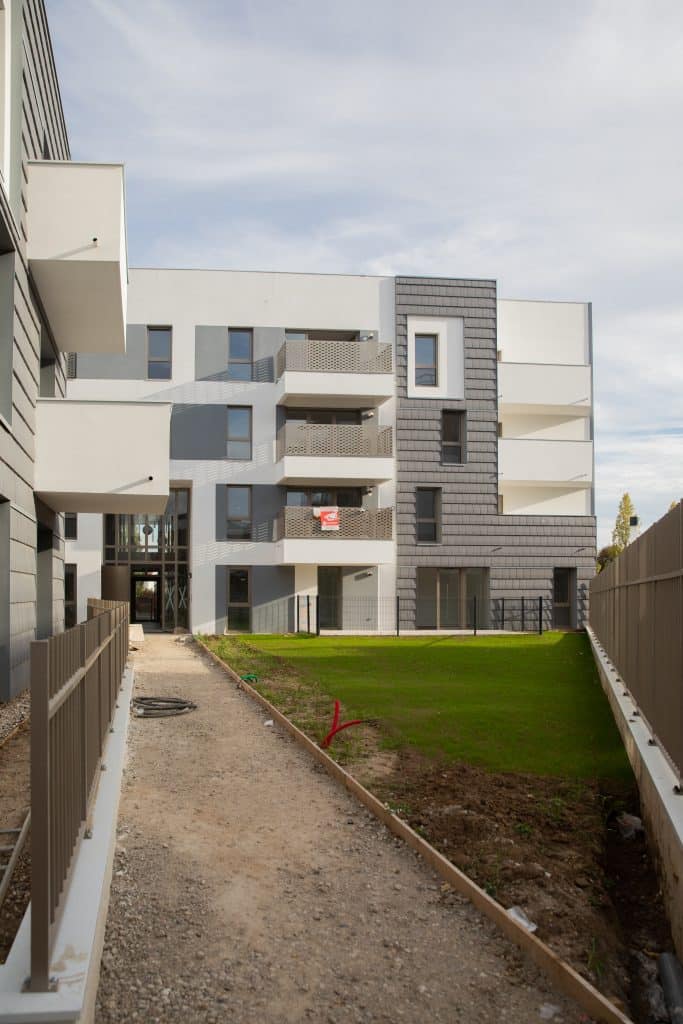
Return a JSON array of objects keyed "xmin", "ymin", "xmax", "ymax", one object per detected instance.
[
  {"xmin": 274, "ymin": 506, "xmax": 394, "ymax": 565},
  {"xmin": 498, "ymin": 438, "xmax": 593, "ymax": 487},
  {"xmin": 275, "ymin": 422, "xmax": 394, "ymax": 484},
  {"xmin": 275, "ymin": 338, "xmax": 393, "ymax": 408},
  {"xmin": 498, "ymin": 362, "xmax": 592, "ymax": 416},
  {"xmin": 34, "ymin": 399, "xmax": 171, "ymax": 514},
  {"xmin": 27, "ymin": 161, "xmax": 127, "ymax": 354}
]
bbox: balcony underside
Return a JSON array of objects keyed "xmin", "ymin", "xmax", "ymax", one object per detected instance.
[{"xmin": 275, "ymin": 456, "xmax": 394, "ymax": 485}]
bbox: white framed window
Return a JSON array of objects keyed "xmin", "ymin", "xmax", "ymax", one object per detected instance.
[{"xmin": 407, "ymin": 316, "xmax": 464, "ymax": 400}]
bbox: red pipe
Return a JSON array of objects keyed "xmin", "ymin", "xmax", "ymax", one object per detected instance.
[{"xmin": 321, "ymin": 699, "xmax": 363, "ymax": 749}]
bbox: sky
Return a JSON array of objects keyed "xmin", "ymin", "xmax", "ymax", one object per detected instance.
[{"xmin": 46, "ymin": 0, "xmax": 682, "ymax": 547}]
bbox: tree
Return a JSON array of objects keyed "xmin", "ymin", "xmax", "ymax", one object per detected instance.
[
  {"xmin": 596, "ymin": 545, "xmax": 620, "ymax": 573},
  {"xmin": 669, "ymin": 499, "xmax": 680, "ymax": 512},
  {"xmin": 612, "ymin": 493, "xmax": 636, "ymax": 553}
]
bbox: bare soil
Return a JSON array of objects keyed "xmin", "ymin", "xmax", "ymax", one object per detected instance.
[
  {"xmin": 96, "ymin": 635, "xmax": 587, "ymax": 1023},
  {"xmin": 0, "ymin": 712, "xmax": 31, "ymax": 963}
]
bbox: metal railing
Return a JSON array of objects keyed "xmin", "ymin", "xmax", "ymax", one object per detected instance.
[
  {"xmin": 276, "ymin": 422, "xmax": 393, "ymax": 460},
  {"xmin": 590, "ymin": 501, "xmax": 682, "ymax": 780},
  {"xmin": 30, "ymin": 597, "xmax": 129, "ymax": 990},
  {"xmin": 275, "ymin": 505, "xmax": 393, "ymax": 541},
  {"xmin": 275, "ymin": 338, "xmax": 392, "ymax": 378}
]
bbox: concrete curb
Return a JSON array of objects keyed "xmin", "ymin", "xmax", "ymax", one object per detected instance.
[
  {"xmin": 0, "ymin": 665, "xmax": 135, "ymax": 1023},
  {"xmin": 196, "ymin": 637, "xmax": 633, "ymax": 1024}
]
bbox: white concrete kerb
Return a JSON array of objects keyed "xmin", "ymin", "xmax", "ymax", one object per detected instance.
[{"xmin": 0, "ymin": 665, "xmax": 135, "ymax": 1023}]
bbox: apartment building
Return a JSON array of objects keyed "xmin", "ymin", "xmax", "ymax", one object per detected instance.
[
  {"xmin": 0, "ymin": 0, "xmax": 170, "ymax": 701},
  {"xmin": 64, "ymin": 269, "xmax": 596, "ymax": 635}
]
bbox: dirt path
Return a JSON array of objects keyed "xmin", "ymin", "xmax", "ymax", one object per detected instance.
[{"xmin": 96, "ymin": 635, "xmax": 587, "ymax": 1024}]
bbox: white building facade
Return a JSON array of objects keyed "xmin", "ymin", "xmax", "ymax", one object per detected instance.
[{"xmin": 65, "ymin": 269, "xmax": 596, "ymax": 635}]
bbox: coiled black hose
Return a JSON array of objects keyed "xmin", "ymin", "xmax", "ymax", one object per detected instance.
[{"xmin": 132, "ymin": 696, "xmax": 197, "ymax": 718}]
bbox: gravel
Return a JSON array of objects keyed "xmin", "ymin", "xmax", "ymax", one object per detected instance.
[{"xmin": 0, "ymin": 689, "xmax": 30, "ymax": 748}]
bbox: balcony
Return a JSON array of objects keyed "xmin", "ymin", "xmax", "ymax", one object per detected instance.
[
  {"xmin": 34, "ymin": 399, "xmax": 171, "ymax": 514},
  {"xmin": 498, "ymin": 362, "xmax": 592, "ymax": 416},
  {"xmin": 275, "ymin": 506, "xmax": 394, "ymax": 565},
  {"xmin": 498, "ymin": 438, "xmax": 593, "ymax": 487},
  {"xmin": 275, "ymin": 422, "xmax": 394, "ymax": 484},
  {"xmin": 275, "ymin": 339, "xmax": 394, "ymax": 408},
  {"xmin": 26, "ymin": 161, "xmax": 128, "ymax": 354}
]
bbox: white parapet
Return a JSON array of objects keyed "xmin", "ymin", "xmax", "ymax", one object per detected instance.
[
  {"xmin": 27, "ymin": 161, "xmax": 128, "ymax": 354},
  {"xmin": 34, "ymin": 399, "xmax": 171, "ymax": 513},
  {"xmin": 498, "ymin": 438, "xmax": 593, "ymax": 487},
  {"xmin": 498, "ymin": 362, "xmax": 592, "ymax": 416}
]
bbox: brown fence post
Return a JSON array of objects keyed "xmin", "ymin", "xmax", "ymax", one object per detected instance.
[{"xmin": 30, "ymin": 640, "xmax": 51, "ymax": 992}]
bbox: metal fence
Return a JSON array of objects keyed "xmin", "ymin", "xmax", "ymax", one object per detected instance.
[
  {"xmin": 589, "ymin": 501, "xmax": 682, "ymax": 781},
  {"xmin": 275, "ymin": 338, "xmax": 392, "ymax": 377},
  {"xmin": 30, "ymin": 596, "xmax": 129, "ymax": 991},
  {"xmin": 239, "ymin": 595, "xmax": 550, "ymax": 636}
]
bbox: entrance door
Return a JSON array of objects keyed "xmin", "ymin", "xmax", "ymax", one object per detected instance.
[
  {"xmin": 318, "ymin": 567, "xmax": 341, "ymax": 629},
  {"xmin": 552, "ymin": 568, "xmax": 575, "ymax": 628},
  {"xmin": 131, "ymin": 572, "xmax": 162, "ymax": 626}
]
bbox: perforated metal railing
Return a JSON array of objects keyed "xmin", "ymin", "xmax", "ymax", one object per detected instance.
[
  {"xmin": 276, "ymin": 422, "xmax": 393, "ymax": 460},
  {"xmin": 275, "ymin": 506, "xmax": 393, "ymax": 541},
  {"xmin": 275, "ymin": 338, "xmax": 392, "ymax": 378},
  {"xmin": 30, "ymin": 597, "xmax": 129, "ymax": 991}
]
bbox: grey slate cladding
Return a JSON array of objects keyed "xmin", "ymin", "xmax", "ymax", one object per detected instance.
[{"xmin": 394, "ymin": 276, "xmax": 595, "ymax": 626}]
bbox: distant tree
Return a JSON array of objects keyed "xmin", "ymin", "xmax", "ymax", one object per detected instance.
[
  {"xmin": 596, "ymin": 545, "xmax": 620, "ymax": 573},
  {"xmin": 669, "ymin": 499, "xmax": 680, "ymax": 512},
  {"xmin": 612, "ymin": 493, "xmax": 636, "ymax": 552}
]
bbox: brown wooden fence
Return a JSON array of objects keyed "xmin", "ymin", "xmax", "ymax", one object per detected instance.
[
  {"xmin": 30, "ymin": 597, "xmax": 129, "ymax": 991},
  {"xmin": 589, "ymin": 501, "xmax": 682, "ymax": 782}
]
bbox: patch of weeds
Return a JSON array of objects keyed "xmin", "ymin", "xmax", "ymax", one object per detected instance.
[
  {"xmin": 483, "ymin": 879, "xmax": 498, "ymax": 899},
  {"xmin": 586, "ymin": 936, "xmax": 605, "ymax": 981},
  {"xmin": 514, "ymin": 821, "xmax": 533, "ymax": 838},
  {"xmin": 386, "ymin": 802, "xmax": 412, "ymax": 817}
]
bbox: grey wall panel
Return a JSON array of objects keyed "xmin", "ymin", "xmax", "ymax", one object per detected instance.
[
  {"xmin": 171, "ymin": 405, "xmax": 226, "ymax": 460},
  {"xmin": 341, "ymin": 566, "xmax": 377, "ymax": 631},
  {"xmin": 215, "ymin": 484, "xmax": 281, "ymax": 542},
  {"xmin": 76, "ymin": 325, "xmax": 147, "ymax": 380},
  {"xmin": 394, "ymin": 277, "xmax": 596, "ymax": 627},
  {"xmin": 253, "ymin": 327, "xmax": 283, "ymax": 384},
  {"xmin": 252, "ymin": 565, "xmax": 294, "ymax": 633},
  {"xmin": 215, "ymin": 566, "xmax": 227, "ymax": 635},
  {"xmin": 195, "ymin": 326, "xmax": 228, "ymax": 381}
]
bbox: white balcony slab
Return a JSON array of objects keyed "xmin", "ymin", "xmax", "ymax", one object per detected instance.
[
  {"xmin": 498, "ymin": 438, "xmax": 593, "ymax": 487},
  {"xmin": 34, "ymin": 399, "xmax": 171, "ymax": 513},
  {"xmin": 27, "ymin": 162, "xmax": 128, "ymax": 354},
  {"xmin": 276, "ymin": 538, "xmax": 395, "ymax": 565},
  {"xmin": 276, "ymin": 371, "xmax": 394, "ymax": 408},
  {"xmin": 275, "ymin": 456, "xmax": 394, "ymax": 486},
  {"xmin": 498, "ymin": 362, "xmax": 592, "ymax": 415}
]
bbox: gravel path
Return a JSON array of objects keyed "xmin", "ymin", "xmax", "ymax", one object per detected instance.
[
  {"xmin": 96, "ymin": 634, "xmax": 587, "ymax": 1024},
  {"xmin": 0, "ymin": 688, "xmax": 29, "ymax": 748}
]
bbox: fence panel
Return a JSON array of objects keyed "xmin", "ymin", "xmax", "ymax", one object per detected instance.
[
  {"xmin": 589, "ymin": 502, "xmax": 682, "ymax": 780},
  {"xmin": 30, "ymin": 597, "xmax": 129, "ymax": 991}
]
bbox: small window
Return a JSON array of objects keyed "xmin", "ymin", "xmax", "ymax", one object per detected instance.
[
  {"xmin": 227, "ymin": 486, "xmax": 252, "ymax": 540},
  {"xmin": 498, "ymin": 494, "xmax": 504, "ymax": 514},
  {"xmin": 64, "ymin": 564, "xmax": 77, "ymax": 629},
  {"xmin": 416, "ymin": 488, "xmax": 440, "ymax": 543},
  {"xmin": 227, "ymin": 406, "xmax": 252, "ymax": 460},
  {"xmin": 415, "ymin": 333, "xmax": 438, "ymax": 387},
  {"xmin": 228, "ymin": 328, "xmax": 253, "ymax": 380},
  {"xmin": 497, "ymin": 422, "xmax": 503, "ymax": 438},
  {"xmin": 442, "ymin": 411, "xmax": 465, "ymax": 464},
  {"xmin": 228, "ymin": 568, "xmax": 250, "ymax": 631},
  {"xmin": 147, "ymin": 327, "xmax": 172, "ymax": 380},
  {"xmin": 64, "ymin": 513, "xmax": 78, "ymax": 540}
]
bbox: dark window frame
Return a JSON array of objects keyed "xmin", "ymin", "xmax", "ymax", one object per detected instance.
[
  {"xmin": 228, "ymin": 327, "xmax": 253, "ymax": 381},
  {"xmin": 64, "ymin": 512, "xmax": 78, "ymax": 540},
  {"xmin": 146, "ymin": 326, "xmax": 173, "ymax": 380},
  {"xmin": 227, "ymin": 566, "xmax": 251, "ymax": 632},
  {"xmin": 415, "ymin": 332, "xmax": 438, "ymax": 387},
  {"xmin": 226, "ymin": 485, "xmax": 252, "ymax": 540},
  {"xmin": 441, "ymin": 410, "xmax": 466, "ymax": 465},
  {"xmin": 64, "ymin": 563, "xmax": 77, "ymax": 629},
  {"xmin": 227, "ymin": 405, "xmax": 253, "ymax": 460},
  {"xmin": 416, "ymin": 487, "xmax": 441, "ymax": 544}
]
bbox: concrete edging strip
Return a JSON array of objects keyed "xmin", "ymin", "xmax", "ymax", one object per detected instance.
[
  {"xmin": 0, "ymin": 664, "xmax": 135, "ymax": 1024},
  {"xmin": 196, "ymin": 637, "xmax": 633, "ymax": 1024}
]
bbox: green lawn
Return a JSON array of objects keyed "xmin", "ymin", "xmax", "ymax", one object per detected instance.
[{"xmin": 208, "ymin": 632, "xmax": 630, "ymax": 783}]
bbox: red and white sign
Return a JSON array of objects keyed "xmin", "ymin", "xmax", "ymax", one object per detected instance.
[{"xmin": 319, "ymin": 507, "xmax": 340, "ymax": 531}]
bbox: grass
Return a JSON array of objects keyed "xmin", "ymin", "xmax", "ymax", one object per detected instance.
[{"xmin": 202, "ymin": 632, "xmax": 631, "ymax": 783}]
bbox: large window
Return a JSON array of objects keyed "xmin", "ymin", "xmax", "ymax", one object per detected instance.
[
  {"xmin": 228, "ymin": 568, "xmax": 250, "ymax": 631},
  {"xmin": 64, "ymin": 513, "xmax": 78, "ymax": 540},
  {"xmin": 415, "ymin": 333, "xmax": 438, "ymax": 387},
  {"xmin": 227, "ymin": 406, "xmax": 252, "ymax": 460},
  {"xmin": 285, "ymin": 487, "xmax": 363, "ymax": 507},
  {"xmin": 227, "ymin": 486, "xmax": 252, "ymax": 540},
  {"xmin": 64, "ymin": 564, "xmax": 77, "ymax": 629},
  {"xmin": 147, "ymin": 327, "xmax": 172, "ymax": 380},
  {"xmin": 416, "ymin": 487, "xmax": 440, "ymax": 543},
  {"xmin": 442, "ymin": 411, "xmax": 466, "ymax": 464},
  {"xmin": 228, "ymin": 328, "xmax": 253, "ymax": 380}
]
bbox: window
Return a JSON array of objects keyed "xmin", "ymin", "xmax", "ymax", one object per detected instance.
[
  {"xmin": 442, "ymin": 411, "xmax": 465, "ymax": 464},
  {"xmin": 228, "ymin": 328, "xmax": 253, "ymax": 380},
  {"xmin": 227, "ymin": 406, "xmax": 252, "ymax": 460},
  {"xmin": 416, "ymin": 488, "xmax": 440, "ymax": 543},
  {"xmin": 64, "ymin": 564, "xmax": 77, "ymax": 629},
  {"xmin": 285, "ymin": 487, "xmax": 363, "ymax": 507},
  {"xmin": 415, "ymin": 333, "xmax": 438, "ymax": 387},
  {"xmin": 228, "ymin": 568, "xmax": 250, "ymax": 631},
  {"xmin": 227, "ymin": 486, "xmax": 252, "ymax": 540},
  {"xmin": 498, "ymin": 494, "xmax": 504, "ymax": 514},
  {"xmin": 147, "ymin": 327, "xmax": 172, "ymax": 379},
  {"xmin": 64, "ymin": 513, "xmax": 78, "ymax": 540}
]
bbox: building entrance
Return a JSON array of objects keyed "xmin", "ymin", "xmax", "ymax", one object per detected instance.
[{"xmin": 131, "ymin": 571, "xmax": 161, "ymax": 625}]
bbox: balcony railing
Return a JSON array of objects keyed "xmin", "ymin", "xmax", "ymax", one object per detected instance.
[
  {"xmin": 276, "ymin": 339, "xmax": 392, "ymax": 378},
  {"xmin": 276, "ymin": 422, "xmax": 393, "ymax": 460},
  {"xmin": 276, "ymin": 505, "xmax": 393, "ymax": 541}
]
